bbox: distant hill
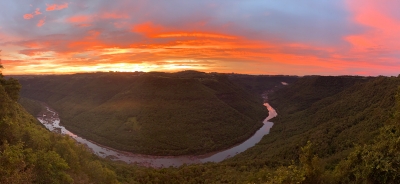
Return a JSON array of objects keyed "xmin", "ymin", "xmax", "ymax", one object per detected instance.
[
  {"xmin": 227, "ymin": 74, "xmax": 298, "ymax": 97},
  {"xmin": 16, "ymin": 71, "xmax": 297, "ymax": 155}
]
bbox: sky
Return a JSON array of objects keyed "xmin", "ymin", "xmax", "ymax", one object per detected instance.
[{"xmin": 0, "ymin": 0, "xmax": 399, "ymax": 76}]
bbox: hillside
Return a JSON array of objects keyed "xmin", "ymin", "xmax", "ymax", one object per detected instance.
[
  {"xmin": 105, "ymin": 75, "xmax": 400, "ymax": 183},
  {"xmin": 0, "ymin": 72, "xmax": 119, "ymax": 183},
  {"xmin": 227, "ymin": 74, "xmax": 299, "ymax": 97},
  {"xmin": 16, "ymin": 71, "xmax": 296, "ymax": 155},
  {"xmin": 225, "ymin": 76, "xmax": 398, "ymax": 166},
  {"xmin": 3, "ymin": 71, "xmax": 400, "ymax": 183}
]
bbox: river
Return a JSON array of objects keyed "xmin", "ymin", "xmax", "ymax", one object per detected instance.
[{"xmin": 37, "ymin": 103, "xmax": 277, "ymax": 168}]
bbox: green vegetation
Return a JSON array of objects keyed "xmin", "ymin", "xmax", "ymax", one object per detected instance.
[
  {"xmin": 17, "ymin": 71, "xmax": 295, "ymax": 155},
  {"xmin": 18, "ymin": 98, "xmax": 44, "ymax": 116},
  {"xmin": 0, "ymin": 67, "xmax": 119, "ymax": 183},
  {"xmin": 227, "ymin": 74, "xmax": 298, "ymax": 96},
  {"xmin": 101, "ymin": 75, "xmax": 400, "ymax": 183},
  {"xmin": 4, "ymin": 69, "xmax": 400, "ymax": 183}
]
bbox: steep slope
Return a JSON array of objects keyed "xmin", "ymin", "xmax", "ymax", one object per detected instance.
[
  {"xmin": 106, "ymin": 75, "xmax": 400, "ymax": 184},
  {"xmin": 18, "ymin": 71, "xmax": 271, "ymax": 155},
  {"xmin": 0, "ymin": 74, "xmax": 118, "ymax": 184},
  {"xmin": 228, "ymin": 76, "xmax": 399, "ymax": 168},
  {"xmin": 4, "ymin": 73, "xmax": 400, "ymax": 184}
]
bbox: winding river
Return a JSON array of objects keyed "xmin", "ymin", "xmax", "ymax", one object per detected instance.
[{"xmin": 37, "ymin": 103, "xmax": 277, "ymax": 168}]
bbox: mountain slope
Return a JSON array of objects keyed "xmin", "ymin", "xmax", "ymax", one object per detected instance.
[
  {"xmin": 0, "ymin": 74, "xmax": 118, "ymax": 184},
  {"xmin": 18, "ymin": 71, "xmax": 273, "ymax": 155},
  {"xmin": 3, "ymin": 73, "xmax": 400, "ymax": 183},
  {"xmin": 226, "ymin": 76, "xmax": 399, "ymax": 168},
  {"xmin": 107, "ymin": 75, "xmax": 400, "ymax": 183}
]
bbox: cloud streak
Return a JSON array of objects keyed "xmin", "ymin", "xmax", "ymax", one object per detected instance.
[
  {"xmin": 46, "ymin": 3, "xmax": 68, "ymax": 11},
  {"xmin": 23, "ymin": 14, "xmax": 34, "ymax": 20}
]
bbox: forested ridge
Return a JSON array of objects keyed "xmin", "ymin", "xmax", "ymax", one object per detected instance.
[
  {"xmin": 16, "ymin": 71, "xmax": 295, "ymax": 156},
  {"xmin": 2, "ymin": 67, "xmax": 400, "ymax": 183},
  {"xmin": 98, "ymin": 75, "xmax": 400, "ymax": 183},
  {"xmin": 103, "ymin": 75, "xmax": 400, "ymax": 183}
]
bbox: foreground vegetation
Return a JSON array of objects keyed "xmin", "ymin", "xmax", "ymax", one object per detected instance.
[
  {"xmin": 17, "ymin": 71, "xmax": 296, "ymax": 155},
  {"xmin": 0, "ymin": 66, "xmax": 119, "ymax": 183},
  {"xmin": 2, "ymin": 65, "xmax": 400, "ymax": 183}
]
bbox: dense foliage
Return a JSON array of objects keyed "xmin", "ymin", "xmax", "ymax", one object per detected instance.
[
  {"xmin": 227, "ymin": 74, "xmax": 298, "ymax": 96},
  {"xmin": 0, "ymin": 71, "xmax": 119, "ymax": 183},
  {"xmin": 104, "ymin": 75, "xmax": 400, "ymax": 183},
  {"xmin": 17, "ymin": 71, "xmax": 295, "ymax": 156},
  {"xmin": 4, "ymin": 70, "xmax": 400, "ymax": 183}
]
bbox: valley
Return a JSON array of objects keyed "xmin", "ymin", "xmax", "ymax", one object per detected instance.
[
  {"xmin": 1, "ymin": 71, "xmax": 400, "ymax": 183},
  {"xmin": 35, "ymin": 102, "xmax": 276, "ymax": 168},
  {"xmin": 17, "ymin": 71, "xmax": 296, "ymax": 156}
]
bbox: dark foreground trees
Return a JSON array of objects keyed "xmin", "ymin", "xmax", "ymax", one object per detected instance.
[{"xmin": 0, "ymin": 69, "xmax": 118, "ymax": 183}]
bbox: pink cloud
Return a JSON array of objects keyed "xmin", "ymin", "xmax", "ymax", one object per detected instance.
[
  {"xmin": 37, "ymin": 18, "xmax": 45, "ymax": 27},
  {"xmin": 35, "ymin": 8, "xmax": 42, "ymax": 15},
  {"xmin": 23, "ymin": 8, "xmax": 42, "ymax": 20},
  {"xmin": 23, "ymin": 14, "xmax": 34, "ymax": 19},
  {"xmin": 131, "ymin": 22, "xmax": 166, "ymax": 37},
  {"xmin": 46, "ymin": 3, "xmax": 68, "ymax": 11},
  {"xmin": 345, "ymin": 0, "xmax": 400, "ymax": 50},
  {"xmin": 67, "ymin": 15, "xmax": 92, "ymax": 23}
]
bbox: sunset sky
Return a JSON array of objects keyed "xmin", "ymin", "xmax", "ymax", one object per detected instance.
[{"xmin": 0, "ymin": 0, "xmax": 399, "ymax": 76}]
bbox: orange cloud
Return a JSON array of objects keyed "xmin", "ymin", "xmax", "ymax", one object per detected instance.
[
  {"xmin": 35, "ymin": 8, "xmax": 42, "ymax": 15},
  {"xmin": 155, "ymin": 32, "xmax": 237, "ymax": 39},
  {"xmin": 21, "ymin": 42, "xmax": 40, "ymax": 49},
  {"xmin": 37, "ymin": 18, "xmax": 45, "ymax": 27},
  {"xmin": 23, "ymin": 14, "xmax": 34, "ymax": 19},
  {"xmin": 65, "ymin": 31, "xmax": 106, "ymax": 51},
  {"xmin": 345, "ymin": 35, "xmax": 374, "ymax": 49},
  {"xmin": 132, "ymin": 22, "xmax": 165, "ymax": 36},
  {"xmin": 23, "ymin": 8, "xmax": 42, "ymax": 20},
  {"xmin": 131, "ymin": 22, "xmax": 237, "ymax": 41},
  {"xmin": 67, "ymin": 15, "xmax": 92, "ymax": 23},
  {"xmin": 8, "ymin": 1, "xmax": 400, "ymax": 76},
  {"xmin": 345, "ymin": 1, "xmax": 400, "ymax": 51},
  {"xmin": 46, "ymin": 3, "xmax": 68, "ymax": 11}
]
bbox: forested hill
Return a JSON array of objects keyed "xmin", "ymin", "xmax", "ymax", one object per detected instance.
[
  {"xmin": 105, "ymin": 75, "xmax": 400, "ymax": 183},
  {"xmin": 0, "ymin": 71, "xmax": 119, "ymax": 183},
  {"xmin": 16, "ymin": 71, "xmax": 296, "ymax": 156},
  {"xmin": 3, "ymin": 72, "xmax": 400, "ymax": 183},
  {"xmin": 228, "ymin": 76, "xmax": 398, "ymax": 164}
]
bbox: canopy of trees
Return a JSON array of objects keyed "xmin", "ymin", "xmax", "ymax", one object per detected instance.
[
  {"xmin": 17, "ymin": 72, "xmax": 296, "ymax": 155},
  {"xmin": 2, "ymin": 71, "xmax": 399, "ymax": 183}
]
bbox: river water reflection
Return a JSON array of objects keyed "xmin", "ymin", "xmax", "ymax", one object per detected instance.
[{"xmin": 37, "ymin": 103, "xmax": 277, "ymax": 168}]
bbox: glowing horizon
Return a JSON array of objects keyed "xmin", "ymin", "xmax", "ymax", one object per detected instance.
[{"xmin": 1, "ymin": 1, "xmax": 399, "ymax": 76}]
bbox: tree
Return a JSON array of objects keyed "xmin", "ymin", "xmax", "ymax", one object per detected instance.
[
  {"xmin": 4, "ymin": 78, "xmax": 21, "ymax": 101},
  {"xmin": 0, "ymin": 50, "xmax": 3, "ymax": 76},
  {"xmin": 0, "ymin": 50, "xmax": 21, "ymax": 101},
  {"xmin": 0, "ymin": 50, "xmax": 3, "ymax": 69}
]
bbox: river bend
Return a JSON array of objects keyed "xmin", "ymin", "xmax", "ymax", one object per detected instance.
[{"xmin": 37, "ymin": 103, "xmax": 277, "ymax": 168}]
